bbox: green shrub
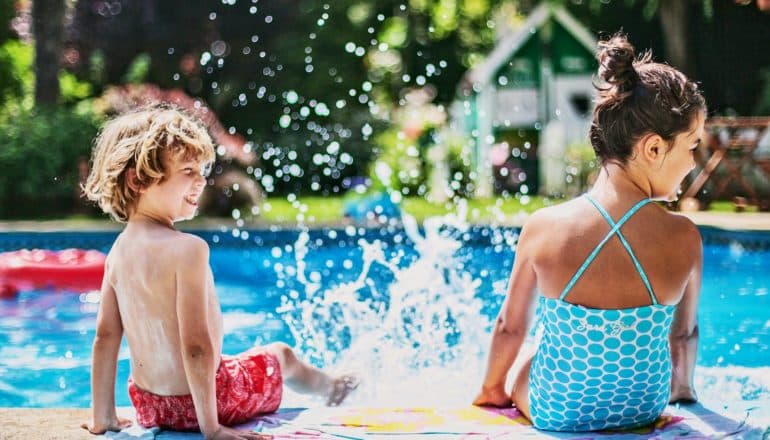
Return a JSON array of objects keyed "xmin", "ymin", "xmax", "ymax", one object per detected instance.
[
  {"xmin": 369, "ymin": 126, "xmax": 428, "ymax": 194},
  {"xmin": 0, "ymin": 40, "xmax": 93, "ymax": 107},
  {"xmin": 564, "ymin": 141, "xmax": 598, "ymax": 196},
  {"xmin": 0, "ymin": 40, "xmax": 33, "ymax": 108},
  {"xmin": 0, "ymin": 106, "xmax": 100, "ymax": 218}
]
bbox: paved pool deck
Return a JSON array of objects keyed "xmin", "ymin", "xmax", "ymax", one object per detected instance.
[{"xmin": 0, "ymin": 407, "xmax": 135, "ymax": 440}]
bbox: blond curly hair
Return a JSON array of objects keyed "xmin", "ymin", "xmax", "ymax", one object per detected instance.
[{"xmin": 83, "ymin": 106, "xmax": 216, "ymax": 222}]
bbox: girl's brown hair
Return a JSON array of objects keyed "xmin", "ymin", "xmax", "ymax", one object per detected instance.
[{"xmin": 589, "ymin": 33, "xmax": 706, "ymax": 164}]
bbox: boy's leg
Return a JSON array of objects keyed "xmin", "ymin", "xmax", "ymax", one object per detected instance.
[
  {"xmin": 264, "ymin": 342, "xmax": 358, "ymax": 406},
  {"xmin": 265, "ymin": 342, "xmax": 331, "ymax": 394}
]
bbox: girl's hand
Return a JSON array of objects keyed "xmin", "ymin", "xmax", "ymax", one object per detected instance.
[
  {"xmin": 81, "ymin": 416, "xmax": 132, "ymax": 435},
  {"xmin": 670, "ymin": 383, "xmax": 698, "ymax": 404},
  {"xmin": 473, "ymin": 385, "xmax": 512, "ymax": 407}
]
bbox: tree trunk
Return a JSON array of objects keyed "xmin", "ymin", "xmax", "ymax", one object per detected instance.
[
  {"xmin": 658, "ymin": 0, "xmax": 691, "ymax": 75},
  {"xmin": 32, "ymin": 0, "xmax": 65, "ymax": 105}
]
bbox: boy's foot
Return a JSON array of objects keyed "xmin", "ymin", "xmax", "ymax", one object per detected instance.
[{"xmin": 326, "ymin": 375, "xmax": 360, "ymax": 407}]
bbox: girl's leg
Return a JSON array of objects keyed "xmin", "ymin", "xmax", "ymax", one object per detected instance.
[
  {"xmin": 265, "ymin": 342, "xmax": 358, "ymax": 406},
  {"xmin": 511, "ymin": 356, "xmax": 533, "ymax": 421}
]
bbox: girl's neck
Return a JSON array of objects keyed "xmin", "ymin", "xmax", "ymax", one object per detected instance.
[{"xmin": 590, "ymin": 162, "xmax": 653, "ymax": 202}]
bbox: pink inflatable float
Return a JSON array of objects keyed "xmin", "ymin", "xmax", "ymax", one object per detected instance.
[{"xmin": 0, "ymin": 249, "xmax": 106, "ymax": 299}]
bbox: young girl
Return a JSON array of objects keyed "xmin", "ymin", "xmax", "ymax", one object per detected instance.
[
  {"xmin": 473, "ymin": 34, "xmax": 705, "ymax": 431},
  {"xmin": 81, "ymin": 106, "xmax": 357, "ymax": 440}
]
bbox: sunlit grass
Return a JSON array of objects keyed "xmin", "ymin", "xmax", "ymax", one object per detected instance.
[
  {"xmin": 259, "ymin": 195, "xmax": 560, "ymax": 224},
  {"xmin": 257, "ymin": 195, "xmax": 764, "ymax": 225},
  {"xmin": 259, "ymin": 197, "xmax": 346, "ymax": 223},
  {"xmin": 707, "ymin": 200, "xmax": 759, "ymax": 213}
]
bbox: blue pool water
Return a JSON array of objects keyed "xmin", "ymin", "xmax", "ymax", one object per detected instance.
[{"xmin": 0, "ymin": 223, "xmax": 769, "ymax": 408}]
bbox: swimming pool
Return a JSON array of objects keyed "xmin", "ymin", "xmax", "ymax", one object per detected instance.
[{"xmin": 0, "ymin": 222, "xmax": 769, "ymax": 408}]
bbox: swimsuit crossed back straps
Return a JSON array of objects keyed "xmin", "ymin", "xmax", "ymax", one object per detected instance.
[{"xmin": 528, "ymin": 195, "xmax": 676, "ymax": 432}]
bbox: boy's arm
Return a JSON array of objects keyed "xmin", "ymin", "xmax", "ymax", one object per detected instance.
[
  {"xmin": 176, "ymin": 237, "xmax": 221, "ymax": 438},
  {"xmin": 84, "ymin": 261, "xmax": 132, "ymax": 434},
  {"xmin": 669, "ymin": 227, "xmax": 702, "ymax": 403},
  {"xmin": 474, "ymin": 219, "xmax": 539, "ymax": 406}
]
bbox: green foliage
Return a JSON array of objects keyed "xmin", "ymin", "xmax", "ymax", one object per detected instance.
[
  {"xmin": 368, "ymin": 99, "xmax": 474, "ymax": 199},
  {"xmin": 0, "ymin": 106, "xmax": 101, "ymax": 218},
  {"xmin": 89, "ymin": 50, "xmax": 107, "ymax": 86},
  {"xmin": 122, "ymin": 53, "xmax": 151, "ymax": 84},
  {"xmin": 59, "ymin": 72, "xmax": 93, "ymax": 104},
  {"xmin": 447, "ymin": 133, "xmax": 474, "ymax": 194},
  {"xmin": 564, "ymin": 141, "xmax": 598, "ymax": 196},
  {"xmin": 370, "ymin": 127, "xmax": 427, "ymax": 194},
  {"xmin": 0, "ymin": 40, "xmax": 100, "ymax": 218},
  {"xmin": 0, "ymin": 40, "xmax": 93, "ymax": 107},
  {"xmin": 380, "ymin": 17, "xmax": 409, "ymax": 48},
  {"xmin": 0, "ymin": 40, "xmax": 33, "ymax": 107}
]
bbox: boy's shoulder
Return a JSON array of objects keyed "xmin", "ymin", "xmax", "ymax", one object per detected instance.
[
  {"xmin": 146, "ymin": 231, "xmax": 211, "ymax": 274},
  {"xmin": 169, "ymin": 231, "xmax": 210, "ymax": 259},
  {"xmin": 113, "ymin": 227, "xmax": 210, "ymax": 262}
]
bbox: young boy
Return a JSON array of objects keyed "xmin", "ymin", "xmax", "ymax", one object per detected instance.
[{"xmin": 81, "ymin": 106, "xmax": 357, "ymax": 440}]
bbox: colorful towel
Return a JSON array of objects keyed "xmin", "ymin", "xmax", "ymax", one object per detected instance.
[{"xmin": 105, "ymin": 401, "xmax": 769, "ymax": 439}]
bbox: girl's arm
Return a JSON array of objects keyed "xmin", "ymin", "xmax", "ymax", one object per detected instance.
[
  {"xmin": 669, "ymin": 226, "xmax": 702, "ymax": 403},
  {"xmin": 83, "ymin": 261, "xmax": 132, "ymax": 434},
  {"xmin": 474, "ymin": 219, "xmax": 539, "ymax": 407}
]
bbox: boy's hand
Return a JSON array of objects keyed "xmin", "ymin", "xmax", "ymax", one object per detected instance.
[
  {"xmin": 209, "ymin": 425, "xmax": 272, "ymax": 439},
  {"xmin": 472, "ymin": 385, "xmax": 512, "ymax": 408},
  {"xmin": 80, "ymin": 416, "xmax": 132, "ymax": 434}
]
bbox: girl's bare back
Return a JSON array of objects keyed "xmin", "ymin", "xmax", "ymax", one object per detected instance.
[{"xmin": 529, "ymin": 194, "xmax": 700, "ymax": 309}]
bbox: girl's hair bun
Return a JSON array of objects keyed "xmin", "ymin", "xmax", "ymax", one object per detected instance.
[
  {"xmin": 589, "ymin": 32, "xmax": 705, "ymax": 165},
  {"xmin": 597, "ymin": 33, "xmax": 640, "ymax": 95}
]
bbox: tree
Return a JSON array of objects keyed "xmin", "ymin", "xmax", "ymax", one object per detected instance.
[{"xmin": 31, "ymin": 0, "xmax": 65, "ymax": 105}]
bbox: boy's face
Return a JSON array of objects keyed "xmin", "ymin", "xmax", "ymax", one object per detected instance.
[{"xmin": 142, "ymin": 151, "xmax": 212, "ymax": 223}]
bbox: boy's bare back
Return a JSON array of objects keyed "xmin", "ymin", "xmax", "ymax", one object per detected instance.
[{"xmin": 106, "ymin": 220, "xmax": 223, "ymax": 395}]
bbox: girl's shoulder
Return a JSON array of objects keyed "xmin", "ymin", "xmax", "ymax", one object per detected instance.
[
  {"xmin": 517, "ymin": 199, "xmax": 587, "ymax": 248},
  {"xmin": 653, "ymin": 208, "xmax": 702, "ymax": 248},
  {"xmin": 522, "ymin": 198, "xmax": 701, "ymax": 249},
  {"xmin": 523, "ymin": 198, "xmax": 588, "ymax": 229}
]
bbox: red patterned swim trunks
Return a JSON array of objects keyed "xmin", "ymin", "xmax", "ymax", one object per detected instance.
[{"xmin": 128, "ymin": 347, "xmax": 283, "ymax": 430}]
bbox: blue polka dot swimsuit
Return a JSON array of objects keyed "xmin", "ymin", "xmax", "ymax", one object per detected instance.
[{"xmin": 528, "ymin": 195, "xmax": 676, "ymax": 432}]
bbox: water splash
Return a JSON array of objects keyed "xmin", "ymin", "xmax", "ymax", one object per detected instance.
[{"xmin": 277, "ymin": 210, "xmax": 490, "ymax": 406}]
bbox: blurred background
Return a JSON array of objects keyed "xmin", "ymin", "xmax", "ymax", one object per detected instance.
[{"xmin": 1, "ymin": 0, "xmax": 769, "ymax": 221}]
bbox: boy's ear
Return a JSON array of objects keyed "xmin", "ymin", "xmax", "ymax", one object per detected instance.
[{"xmin": 126, "ymin": 168, "xmax": 145, "ymax": 193}]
